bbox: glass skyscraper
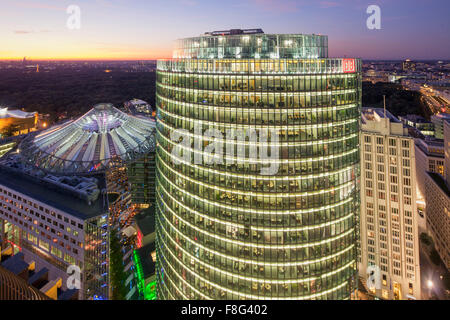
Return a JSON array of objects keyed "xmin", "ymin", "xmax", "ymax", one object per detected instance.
[{"xmin": 156, "ymin": 29, "xmax": 361, "ymax": 300}]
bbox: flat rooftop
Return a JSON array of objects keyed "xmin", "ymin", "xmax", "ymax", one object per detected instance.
[
  {"xmin": 428, "ymin": 172, "xmax": 450, "ymax": 197},
  {"xmin": 361, "ymin": 107, "xmax": 401, "ymax": 124},
  {"xmin": 205, "ymin": 28, "xmax": 264, "ymax": 36},
  {"xmin": 135, "ymin": 207, "xmax": 155, "ymax": 236},
  {"xmin": 0, "ymin": 165, "xmax": 107, "ymax": 221},
  {"xmin": 415, "ymin": 138, "xmax": 445, "ymax": 157},
  {"xmin": 399, "ymin": 114, "xmax": 431, "ymax": 124}
]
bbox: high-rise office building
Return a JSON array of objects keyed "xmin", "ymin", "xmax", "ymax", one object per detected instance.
[
  {"xmin": 156, "ymin": 29, "xmax": 361, "ymax": 299},
  {"xmin": 359, "ymin": 108, "xmax": 421, "ymax": 300}
]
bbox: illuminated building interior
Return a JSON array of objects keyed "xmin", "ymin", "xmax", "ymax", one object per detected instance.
[
  {"xmin": 0, "ymin": 107, "xmax": 38, "ymax": 137},
  {"xmin": 156, "ymin": 29, "xmax": 361, "ymax": 300}
]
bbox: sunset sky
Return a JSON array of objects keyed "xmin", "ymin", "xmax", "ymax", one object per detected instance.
[{"xmin": 1, "ymin": 0, "xmax": 449, "ymax": 60}]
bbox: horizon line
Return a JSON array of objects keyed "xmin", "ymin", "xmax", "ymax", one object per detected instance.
[{"xmin": 1, "ymin": 58, "xmax": 449, "ymax": 62}]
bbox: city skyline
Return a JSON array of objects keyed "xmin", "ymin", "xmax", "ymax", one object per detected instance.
[
  {"xmin": 0, "ymin": 1, "xmax": 449, "ymax": 303},
  {"xmin": 1, "ymin": 0, "xmax": 450, "ymax": 61}
]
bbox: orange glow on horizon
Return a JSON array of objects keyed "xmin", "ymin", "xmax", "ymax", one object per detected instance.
[
  {"xmin": 0, "ymin": 54, "xmax": 172, "ymax": 61},
  {"xmin": 0, "ymin": 40, "xmax": 173, "ymax": 61}
]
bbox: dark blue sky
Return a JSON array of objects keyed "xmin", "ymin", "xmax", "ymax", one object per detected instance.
[{"xmin": 1, "ymin": 0, "xmax": 449, "ymax": 60}]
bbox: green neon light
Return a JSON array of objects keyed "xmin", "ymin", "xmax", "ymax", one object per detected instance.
[
  {"xmin": 133, "ymin": 250, "xmax": 156, "ymax": 300},
  {"xmin": 145, "ymin": 280, "xmax": 157, "ymax": 300}
]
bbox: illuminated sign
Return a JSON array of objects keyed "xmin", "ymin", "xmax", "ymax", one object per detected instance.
[{"xmin": 343, "ymin": 59, "xmax": 356, "ymax": 73}]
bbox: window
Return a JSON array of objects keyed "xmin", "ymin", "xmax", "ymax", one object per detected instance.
[
  {"xmin": 402, "ymin": 159, "xmax": 410, "ymax": 167},
  {"xmin": 402, "ymin": 140, "xmax": 410, "ymax": 148}
]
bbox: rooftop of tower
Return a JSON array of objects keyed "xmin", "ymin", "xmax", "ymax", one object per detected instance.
[
  {"xmin": 173, "ymin": 30, "xmax": 329, "ymax": 59},
  {"xmin": 204, "ymin": 28, "xmax": 265, "ymax": 36}
]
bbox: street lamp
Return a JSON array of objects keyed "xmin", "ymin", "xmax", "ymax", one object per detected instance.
[{"xmin": 427, "ymin": 280, "xmax": 434, "ymax": 299}]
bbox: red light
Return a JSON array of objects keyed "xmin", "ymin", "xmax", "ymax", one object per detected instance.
[
  {"xmin": 343, "ymin": 59, "xmax": 356, "ymax": 73},
  {"xmin": 137, "ymin": 229, "xmax": 143, "ymax": 248}
]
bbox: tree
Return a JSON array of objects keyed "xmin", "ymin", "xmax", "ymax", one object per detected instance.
[
  {"xmin": 420, "ymin": 232, "xmax": 433, "ymax": 246},
  {"xmin": 0, "ymin": 124, "xmax": 20, "ymax": 138},
  {"xmin": 443, "ymin": 273, "xmax": 450, "ymax": 291},
  {"xmin": 430, "ymin": 249, "xmax": 441, "ymax": 266},
  {"xmin": 110, "ymin": 229, "xmax": 128, "ymax": 300}
]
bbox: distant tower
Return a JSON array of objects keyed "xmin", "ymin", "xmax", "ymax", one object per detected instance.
[{"xmin": 36, "ymin": 64, "xmax": 39, "ymax": 73}]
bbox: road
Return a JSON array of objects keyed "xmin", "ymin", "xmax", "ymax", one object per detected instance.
[{"xmin": 419, "ymin": 242, "xmax": 449, "ymax": 300}]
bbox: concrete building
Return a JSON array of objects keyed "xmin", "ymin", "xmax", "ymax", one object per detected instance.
[
  {"xmin": 0, "ymin": 159, "xmax": 109, "ymax": 300},
  {"xmin": 431, "ymin": 113, "xmax": 450, "ymax": 139},
  {"xmin": 0, "ymin": 107, "xmax": 38, "ymax": 137},
  {"xmin": 414, "ymin": 138, "xmax": 445, "ymax": 230},
  {"xmin": 424, "ymin": 173, "xmax": 450, "ymax": 270},
  {"xmin": 0, "ymin": 251, "xmax": 78, "ymax": 300},
  {"xmin": 0, "ymin": 103, "xmax": 157, "ymax": 300},
  {"xmin": 359, "ymin": 108, "xmax": 421, "ymax": 300},
  {"xmin": 132, "ymin": 208, "xmax": 156, "ymax": 300},
  {"xmin": 398, "ymin": 115, "xmax": 434, "ymax": 137},
  {"xmin": 124, "ymin": 99, "xmax": 154, "ymax": 117},
  {"xmin": 445, "ymin": 121, "xmax": 450, "ymax": 184},
  {"xmin": 424, "ymin": 120, "xmax": 450, "ymax": 270}
]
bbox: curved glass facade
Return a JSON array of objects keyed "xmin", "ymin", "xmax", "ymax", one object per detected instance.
[
  {"xmin": 174, "ymin": 33, "xmax": 328, "ymax": 59},
  {"xmin": 156, "ymin": 32, "xmax": 361, "ymax": 300}
]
